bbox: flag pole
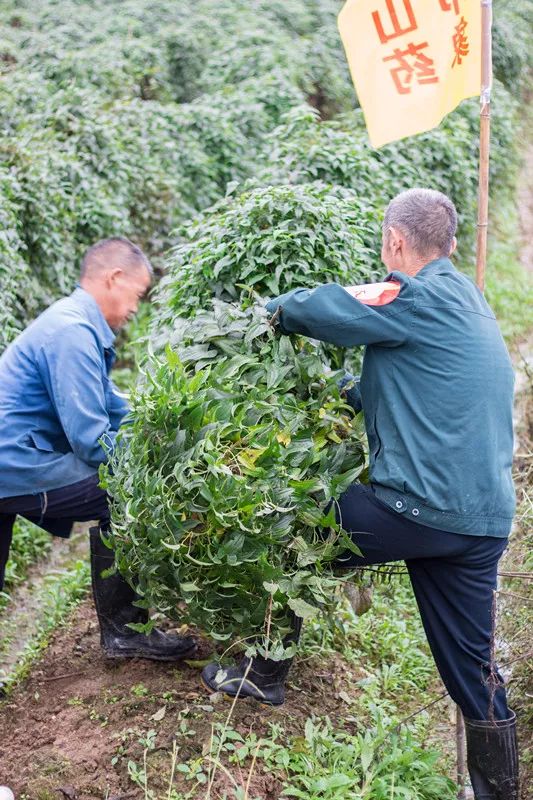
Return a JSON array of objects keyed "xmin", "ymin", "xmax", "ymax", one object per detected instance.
[{"xmin": 475, "ymin": 0, "xmax": 493, "ymax": 292}]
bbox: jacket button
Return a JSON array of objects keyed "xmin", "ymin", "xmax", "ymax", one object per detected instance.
[
  {"xmin": 412, "ymin": 508, "xmax": 419, "ymax": 516},
  {"xmin": 395, "ymin": 500, "xmax": 403, "ymax": 509}
]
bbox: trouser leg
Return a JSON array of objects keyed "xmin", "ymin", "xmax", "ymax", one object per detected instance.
[
  {"xmin": 0, "ymin": 514, "xmax": 16, "ymax": 593},
  {"xmin": 406, "ymin": 538, "xmax": 508, "ymax": 721},
  {"xmin": 0, "ymin": 477, "xmax": 196, "ymax": 660},
  {"xmin": 333, "ymin": 483, "xmax": 519, "ymax": 797},
  {"xmin": 406, "ymin": 547, "xmax": 518, "ymax": 799}
]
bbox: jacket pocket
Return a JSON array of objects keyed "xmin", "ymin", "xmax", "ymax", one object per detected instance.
[{"xmin": 28, "ymin": 431, "xmax": 56, "ymax": 453}]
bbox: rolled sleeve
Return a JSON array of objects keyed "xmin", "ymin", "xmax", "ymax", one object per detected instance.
[{"xmin": 107, "ymin": 380, "xmax": 130, "ymax": 431}]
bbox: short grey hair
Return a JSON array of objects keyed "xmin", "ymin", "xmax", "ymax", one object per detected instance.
[
  {"xmin": 80, "ymin": 237, "xmax": 153, "ymax": 279},
  {"xmin": 383, "ymin": 188, "xmax": 458, "ymax": 259}
]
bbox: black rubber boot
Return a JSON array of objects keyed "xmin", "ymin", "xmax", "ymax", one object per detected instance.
[
  {"xmin": 464, "ymin": 712, "xmax": 519, "ymax": 800},
  {"xmin": 201, "ymin": 614, "xmax": 302, "ymax": 706},
  {"xmin": 90, "ymin": 526, "xmax": 196, "ymax": 661}
]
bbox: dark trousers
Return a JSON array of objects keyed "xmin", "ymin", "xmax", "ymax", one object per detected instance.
[
  {"xmin": 0, "ymin": 475, "xmax": 109, "ymax": 592},
  {"xmin": 335, "ymin": 483, "xmax": 509, "ymax": 721}
]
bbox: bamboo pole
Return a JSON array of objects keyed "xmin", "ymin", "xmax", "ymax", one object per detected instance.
[
  {"xmin": 457, "ymin": 8, "xmax": 494, "ymax": 795},
  {"xmin": 456, "ymin": 706, "xmax": 467, "ymax": 799},
  {"xmin": 475, "ymin": 0, "xmax": 493, "ymax": 291}
]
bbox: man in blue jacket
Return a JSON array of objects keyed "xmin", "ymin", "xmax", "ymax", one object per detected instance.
[
  {"xmin": 0, "ymin": 237, "xmax": 195, "ymax": 661},
  {"xmin": 201, "ymin": 189, "xmax": 518, "ymax": 799}
]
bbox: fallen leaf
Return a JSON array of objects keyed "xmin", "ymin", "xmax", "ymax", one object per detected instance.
[{"xmin": 151, "ymin": 705, "xmax": 167, "ymax": 721}]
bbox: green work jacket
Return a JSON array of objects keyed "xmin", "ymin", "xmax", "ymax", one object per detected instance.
[{"xmin": 266, "ymin": 258, "xmax": 515, "ymax": 537}]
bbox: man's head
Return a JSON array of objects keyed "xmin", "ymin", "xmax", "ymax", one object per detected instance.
[
  {"xmin": 381, "ymin": 189, "xmax": 458, "ymax": 275},
  {"xmin": 79, "ymin": 237, "xmax": 152, "ymax": 329}
]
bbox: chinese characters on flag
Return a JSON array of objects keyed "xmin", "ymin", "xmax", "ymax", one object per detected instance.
[{"xmin": 338, "ymin": 0, "xmax": 482, "ymax": 147}]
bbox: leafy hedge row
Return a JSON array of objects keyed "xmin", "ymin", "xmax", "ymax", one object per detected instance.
[
  {"xmin": 0, "ymin": 0, "xmax": 350, "ymax": 107},
  {"xmin": 256, "ymin": 92, "xmax": 518, "ymax": 265}
]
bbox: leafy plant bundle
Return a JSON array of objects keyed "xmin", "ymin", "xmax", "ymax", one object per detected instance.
[
  {"xmin": 156, "ymin": 182, "xmax": 379, "ymax": 327},
  {"xmin": 104, "ymin": 301, "xmax": 365, "ymax": 656}
]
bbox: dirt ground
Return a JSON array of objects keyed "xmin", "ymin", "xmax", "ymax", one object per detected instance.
[{"xmin": 0, "ymin": 609, "xmax": 361, "ymax": 799}]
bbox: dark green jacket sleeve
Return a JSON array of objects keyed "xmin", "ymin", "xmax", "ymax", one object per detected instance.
[{"xmin": 265, "ymin": 277, "xmax": 415, "ymax": 347}]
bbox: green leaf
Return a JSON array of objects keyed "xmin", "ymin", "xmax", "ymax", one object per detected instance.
[{"xmin": 287, "ymin": 597, "xmax": 318, "ymax": 620}]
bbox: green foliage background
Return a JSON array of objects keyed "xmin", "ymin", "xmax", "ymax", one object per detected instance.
[
  {"xmin": 0, "ymin": 0, "xmax": 525, "ymax": 352},
  {"xmin": 1, "ymin": 0, "xmax": 531, "ymax": 794}
]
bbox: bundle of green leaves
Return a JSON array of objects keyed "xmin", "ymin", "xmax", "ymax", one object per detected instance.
[
  {"xmin": 156, "ymin": 182, "xmax": 379, "ymax": 327},
  {"xmin": 104, "ymin": 301, "xmax": 365, "ymax": 656}
]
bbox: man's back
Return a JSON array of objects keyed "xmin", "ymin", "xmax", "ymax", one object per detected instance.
[
  {"xmin": 360, "ymin": 259, "xmax": 516, "ymax": 535},
  {"xmin": 0, "ymin": 288, "xmax": 128, "ymax": 498},
  {"xmin": 266, "ymin": 258, "xmax": 516, "ymax": 537}
]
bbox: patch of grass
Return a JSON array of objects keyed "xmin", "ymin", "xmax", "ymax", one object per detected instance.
[
  {"xmin": 227, "ymin": 717, "xmax": 456, "ymax": 800},
  {"xmin": 301, "ymin": 579, "xmax": 436, "ymax": 716},
  {"xmin": 0, "ymin": 559, "xmax": 90, "ymax": 692},
  {"xmin": 117, "ymin": 581, "xmax": 452, "ymax": 799},
  {"xmin": 485, "ymin": 196, "xmax": 533, "ymax": 344},
  {"xmin": 0, "ymin": 518, "xmax": 52, "ymax": 613},
  {"xmin": 122, "ymin": 708, "xmax": 456, "ymax": 800}
]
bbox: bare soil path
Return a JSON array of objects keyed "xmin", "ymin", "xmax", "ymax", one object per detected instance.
[{"xmin": 0, "ymin": 607, "xmax": 356, "ymax": 799}]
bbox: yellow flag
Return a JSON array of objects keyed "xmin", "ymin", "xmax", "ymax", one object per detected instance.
[{"xmin": 338, "ymin": 0, "xmax": 482, "ymax": 148}]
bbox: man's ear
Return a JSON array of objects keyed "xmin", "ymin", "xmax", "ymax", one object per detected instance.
[
  {"xmin": 388, "ymin": 226, "xmax": 404, "ymax": 255},
  {"xmin": 449, "ymin": 236, "xmax": 457, "ymax": 256},
  {"xmin": 107, "ymin": 268, "xmax": 124, "ymax": 287}
]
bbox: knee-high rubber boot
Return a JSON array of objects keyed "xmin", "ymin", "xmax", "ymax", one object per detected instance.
[
  {"xmin": 464, "ymin": 712, "xmax": 519, "ymax": 800},
  {"xmin": 201, "ymin": 614, "xmax": 302, "ymax": 706},
  {"xmin": 90, "ymin": 526, "xmax": 196, "ymax": 661}
]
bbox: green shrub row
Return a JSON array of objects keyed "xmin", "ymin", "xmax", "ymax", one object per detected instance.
[
  {"xmin": 0, "ymin": 0, "xmax": 351, "ymax": 108},
  {"xmin": 0, "ymin": 0, "xmax": 352, "ymax": 352},
  {"xmin": 253, "ymin": 81, "xmax": 518, "ymax": 269}
]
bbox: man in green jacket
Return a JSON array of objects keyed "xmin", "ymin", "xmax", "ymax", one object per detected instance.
[{"xmin": 202, "ymin": 189, "xmax": 518, "ymax": 799}]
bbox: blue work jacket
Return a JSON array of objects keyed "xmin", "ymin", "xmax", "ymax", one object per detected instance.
[
  {"xmin": 0, "ymin": 287, "xmax": 129, "ymax": 498},
  {"xmin": 266, "ymin": 258, "xmax": 515, "ymax": 537}
]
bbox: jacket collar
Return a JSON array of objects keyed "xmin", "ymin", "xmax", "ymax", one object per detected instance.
[
  {"xmin": 416, "ymin": 257, "xmax": 456, "ymax": 277},
  {"xmin": 71, "ymin": 286, "xmax": 115, "ymax": 349}
]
